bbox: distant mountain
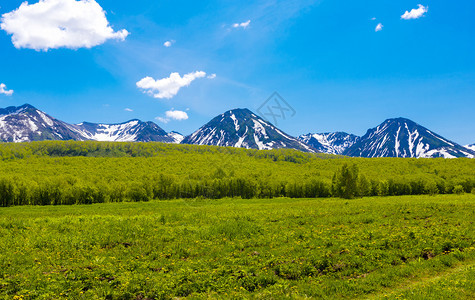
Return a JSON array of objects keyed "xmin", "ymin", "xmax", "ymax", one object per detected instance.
[
  {"xmin": 0, "ymin": 104, "xmax": 83, "ymax": 142},
  {"xmin": 299, "ymin": 132, "xmax": 359, "ymax": 155},
  {"xmin": 1, "ymin": 104, "xmax": 473, "ymax": 158},
  {"xmin": 344, "ymin": 118, "xmax": 475, "ymax": 158},
  {"xmin": 182, "ymin": 108, "xmax": 315, "ymax": 152},
  {"xmin": 0, "ymin": 104, "xmax": 175, "ymax": 143},
  {"xmin": 67, "ymin": 120, "xmax": 175, "ymax": 143}
]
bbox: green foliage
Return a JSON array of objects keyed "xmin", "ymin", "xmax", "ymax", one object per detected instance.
[
  {"xmin": 0, "ymin": 195, "xmax": 474, "ymax": 298},
  {"xmin": 0, "ymin": 141, "xmax": 474, "ymax": 206}
]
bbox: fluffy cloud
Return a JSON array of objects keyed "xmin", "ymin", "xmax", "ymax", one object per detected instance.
[
  {"xmin": 156, "ymin": 109, "xmax": 188, "ymax": 123},
  {"xmin": 375, "ymin": 23, "xmax": 383, "ymax": 32},
  {"xmin": 401, "ymin": 4, "xmax": 428, "ymax": 20},
  {"xmin": 0, "ymin": 83, "xmax": 13, "ymax": 96},
  {"xmin": 0, "ymin": 0, "xmax": 129, "ymax": 51},
  {"xmin": 207, "ymin": 73, "xmax": 216, "ymax": 79},
  {"xmin": 232, "ymin": 20, "xmax": 251, "ymax": 29},
  {"xmin": 166, "ymin": 110, "xmax": 188, "ymax": 121},
  {"xmin": 124, "ymin": 108, "xmax": 133, "ymax": 112},
  {"xmin": 136, "ymin": 71, "xmax": 207, "ymax": 99},
  {"xmin": 163, "ymin": 40, "xmax": 175, "ymax": 47}
]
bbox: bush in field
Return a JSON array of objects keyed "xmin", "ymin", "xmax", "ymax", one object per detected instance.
[
  {"xmin": 425, "ymin": 181, "xmax": 439, "ymax": 196},
  {"xmin": 453, "ymin": 185, "xmax": 465, "ymax": 195},
  {"xmin": 0, "ymin": 178, "xmax": 14, "ymax": 207},
  {"xmin": 332, "ymin": 164, "xmax": 359, "ymax": 199},
  {"xmin": 128, "ymin": 184, "xmax": 150, "ymax": 202}
]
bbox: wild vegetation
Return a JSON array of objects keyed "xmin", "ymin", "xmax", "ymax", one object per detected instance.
[
  {"xmin": 0, "ymin": 195, "xmax": 474, "ymax": 299},
  {"xmin": 0, "ymin": 141, "xmax": 474, "ymax": 206}
]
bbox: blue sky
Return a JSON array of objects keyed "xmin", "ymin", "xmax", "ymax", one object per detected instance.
[{"xmin": 0, "ymin": 0, "xmax": 474, "ymax": 144}]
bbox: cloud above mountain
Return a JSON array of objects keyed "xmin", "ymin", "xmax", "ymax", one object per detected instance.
[
  {"xmin": 0, "ymin": 83, "xmax": 13, "ymax": 96},
  {"xmin": 0, "ymin": 0, "xmax": 129, "ymax": 51},
  {"xmin": 156, "ymin": 109, "xmax": 189, "ymax": 123},
  {"xmin": 136, "ymin": 71, "xmax": 208, "ymax": 99}
]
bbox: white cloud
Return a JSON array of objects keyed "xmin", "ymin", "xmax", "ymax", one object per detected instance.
[
  {"xmin": 124, "ymin": 108, "xmax": 133, "ymax": 112},
  {"xmin": 371, "ymin": 17, "xmax": 377, "ymax": 21},
  {"xmin": 375, "ymin": 23, "xmax": 383, "ymax": 32},
  {"xmin": 207, "ymin": 73, "xmax": 216, "ymax": 79},
  {"xmin": 401, "ymin": 4, "xmax": 428, "ymax": 20},
  {"xmin": 0, "ymin": 83, "xmax": 13, "ymax": 96},
  {"xmin": 0, "ymin": 0, "xmax": 129, "ymax": 51},
  {"xmin": 155, "ymin": 109, "xmax": 188, "ymax": 123},
  {"xmin": 136, "ymin": 71, "xmax": 207, "ymax": 99},
  {"xmin": 163, "ymin": 40, "xmax": 176, "ymax": 47},
  {"xmin": 155, "ymin": 117, "xmax": 169, "ymax": 124},
  {"xmin": 166, "ymin": 110, "xmax": 188, "ymax": 121},
  {"xmin": 232, "ymin": 20, "xmax": 251, "ymax": 29}
]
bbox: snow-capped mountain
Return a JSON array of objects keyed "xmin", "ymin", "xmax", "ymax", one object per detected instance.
[
  {"xmin": 344, "ymin": 118, "xmax": 475, "ymax": 158},
  {"xmin": 182, "ymin": 108, "xmax": 315, "ymax": 152},
  {"xmin": 67, "ymin": 120, "xmax": 175, "ymax": 143},
  {"xmin": 167, "ymin": 131, "xmax": 185, "ymax": 144},
  {"xmin": 0, "ymin": 104, "xmax": 175, "ymax": 143},
  {"xmin": 465, "ymin": 144, "xmax": 475, "ymax": 152},
  {"xmin": 299, "ymin": 132, "xmax": 359, "ymax": 155},
  {"xmin": 0, "ymin": 104, "xmax": 84, "ymax": 142}
]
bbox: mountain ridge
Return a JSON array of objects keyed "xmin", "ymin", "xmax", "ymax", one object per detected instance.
[
  {"xmin": 0, "ymin": 104, "xmax": 473, "ymax": 158},
  {"xmin": 0, "ymin": 104, "xmax": 176, "ymax": 143}
]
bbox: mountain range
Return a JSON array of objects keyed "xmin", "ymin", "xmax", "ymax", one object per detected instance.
[
  {"xmin": 0, "ymin": 104, "xmax": 181, "ymax": 143},
  {"xmin": 0, "ymin": 104, "xmax": 473, "ymax": 158}
]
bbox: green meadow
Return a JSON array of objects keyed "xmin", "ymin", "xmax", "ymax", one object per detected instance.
[{"xmin": 1, "ymin": 194, "xmax": 474, "ymax": 299}]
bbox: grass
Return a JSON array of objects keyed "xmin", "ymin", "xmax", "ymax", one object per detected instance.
[{"xmin": 0, "ymin": 194, "xmax": 474, "ymax": 299}]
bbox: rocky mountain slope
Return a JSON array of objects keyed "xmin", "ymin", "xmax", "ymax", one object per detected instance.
[{"xmin": 299, "ymin": 132, "xmax": 359, "ymax": 155}]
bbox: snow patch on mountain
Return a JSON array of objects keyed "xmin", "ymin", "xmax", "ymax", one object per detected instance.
[
  {"xmin": 299, "ymin": 132, "xmax": 359, "ymax": 155},
  {"xmin": 167, "ymin": 131, "xmax": 184, "ymax": 143},
  {"xmin": 465, "ymin": 144, "xmax": 475, "ymax": 152}
]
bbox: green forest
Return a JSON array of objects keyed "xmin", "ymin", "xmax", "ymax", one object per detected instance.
[{"xmin": 0, "ymin": 141, "xmax": 474, "ymax": 207}]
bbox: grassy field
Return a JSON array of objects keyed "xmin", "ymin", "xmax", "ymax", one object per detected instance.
[{"xmin": 0, "ymin": 194, "xmax": 474, "ymax": 299}]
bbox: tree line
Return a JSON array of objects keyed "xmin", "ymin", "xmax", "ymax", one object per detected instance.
[
  {"xmin": 0, "ymin": 164, "xmax": 473, "ymax": 206},
  {"xmin": 0, "ymin": 141, "xmax": 474, "ymax": 206}
]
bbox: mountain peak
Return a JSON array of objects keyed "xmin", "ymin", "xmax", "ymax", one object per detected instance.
[
  {"xmin": 221, "ymin": 108, "xmax": 254, "ymax": 117},
  {"xmin": 345, "ymin": 118, "xmax": 474, "ymax": 158},
  {"xmin": 0, "ymin": 103, "xmax": 38, "ymax": 116},
  {"xmin": 183, "ymin": 108, "xmax": 315, "ymax": 152},
  {"xmin": 382, "ymin": 117, "xmax": 419, "ymax": 126}
]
